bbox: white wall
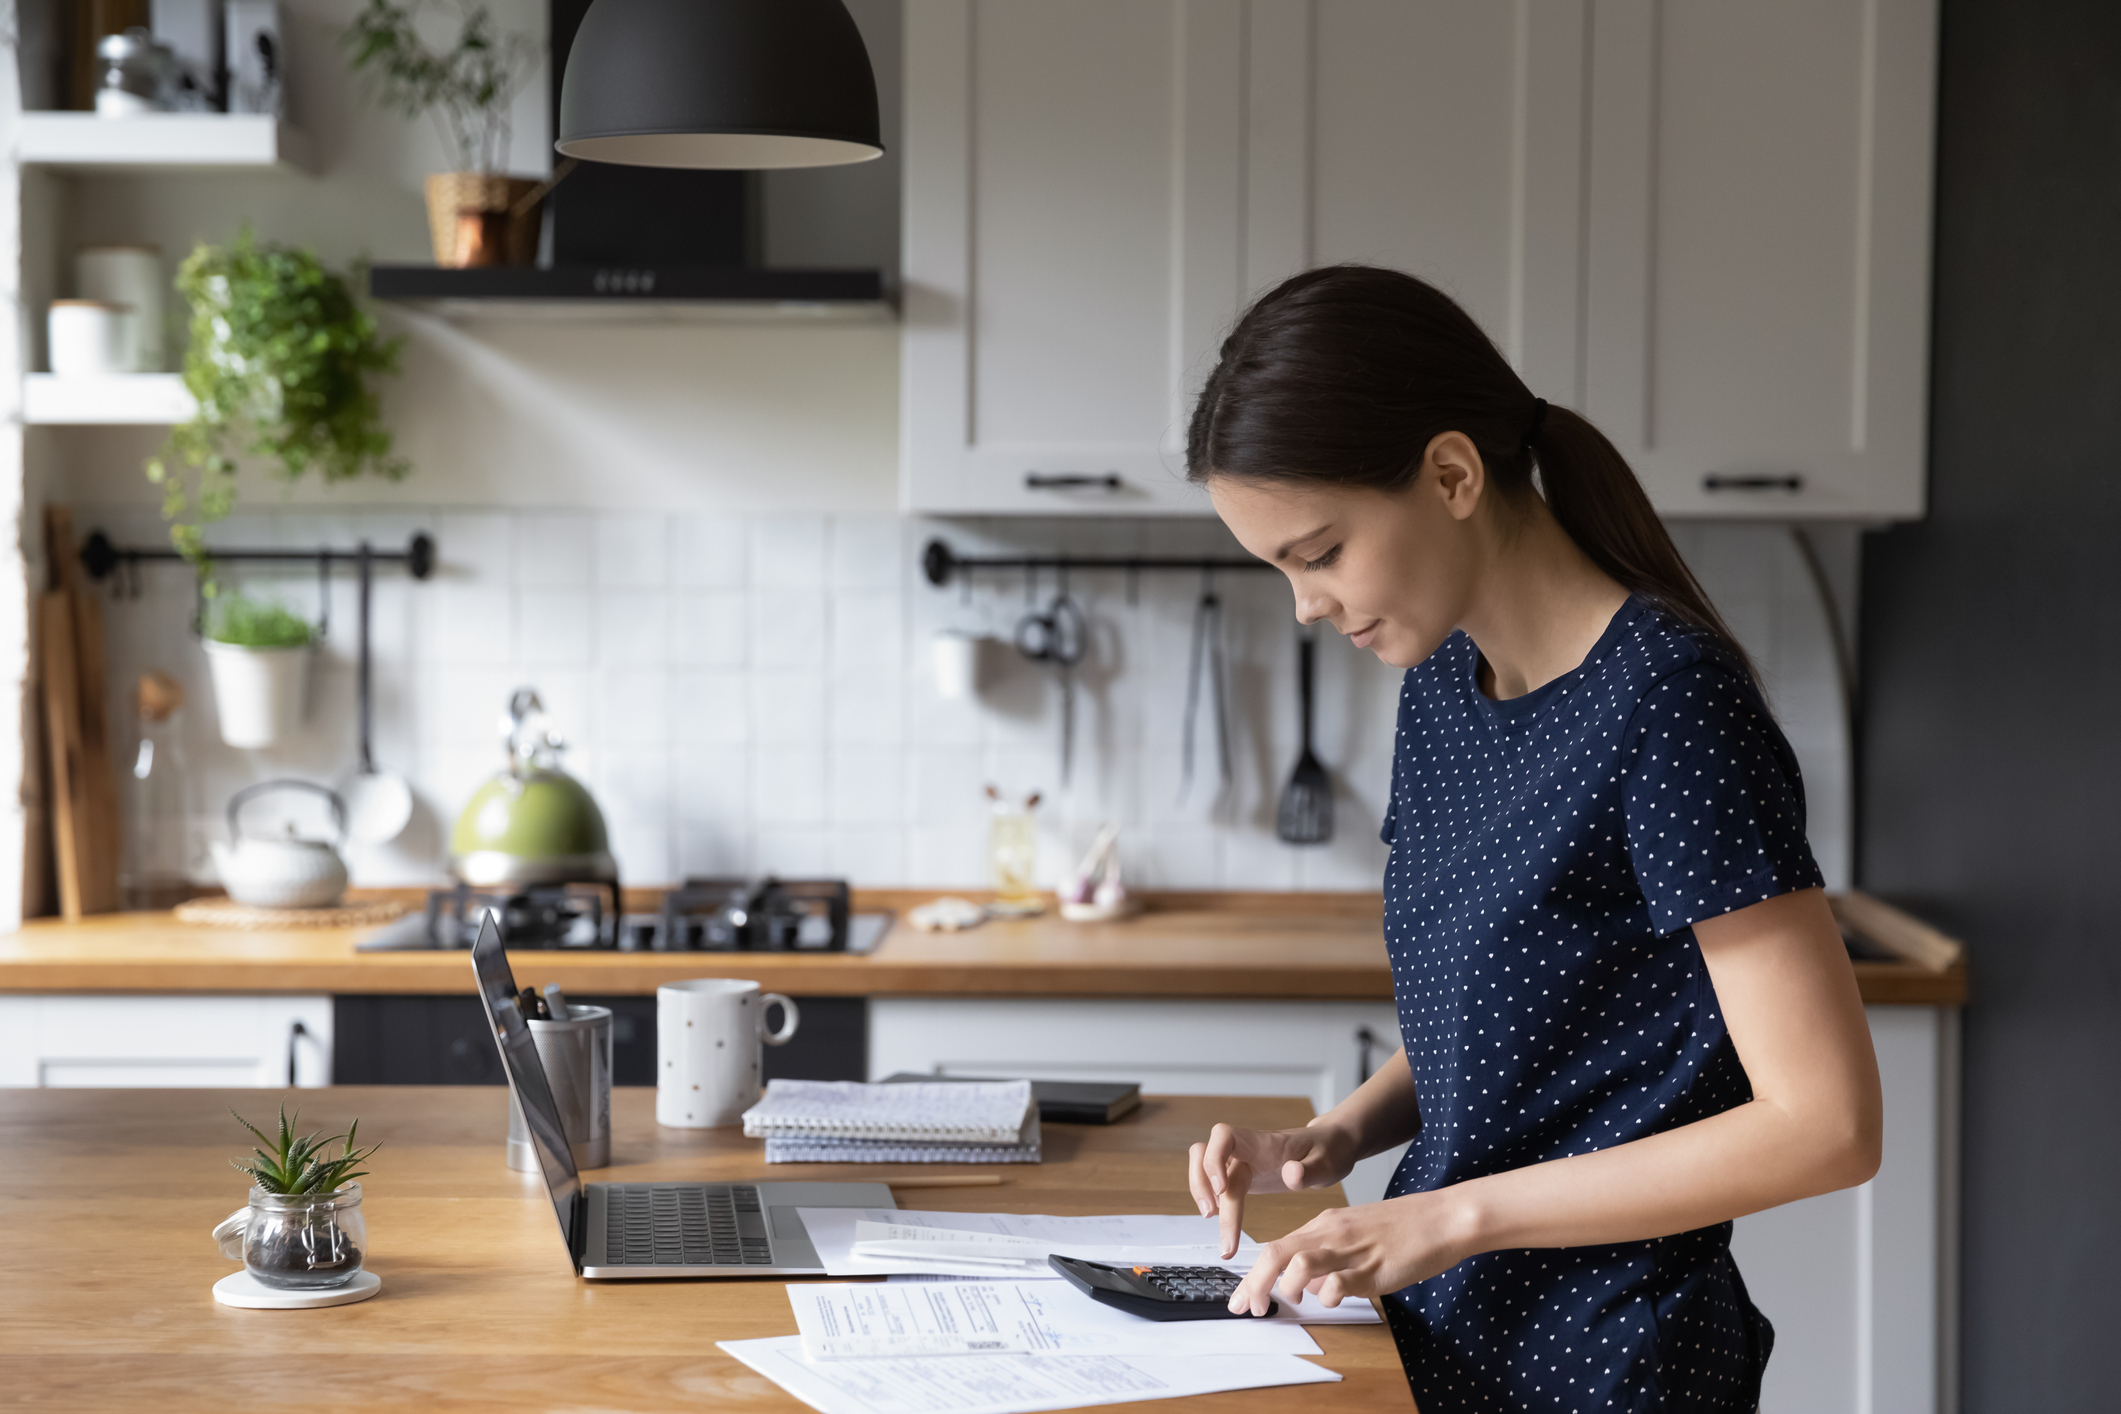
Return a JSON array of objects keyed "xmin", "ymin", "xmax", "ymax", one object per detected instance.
[{"xmin": 72, "ymin": 500, "xmax": 1854, "ymax": 894}]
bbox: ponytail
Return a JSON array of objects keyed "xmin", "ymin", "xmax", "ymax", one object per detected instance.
[
  {"xmin": 1529, "ymin": 403, "xmax": 1752, "ymax": 680},
  {"xmin": 1187, "ymin": 264, "xmax": 1755, "ymax": 681}
]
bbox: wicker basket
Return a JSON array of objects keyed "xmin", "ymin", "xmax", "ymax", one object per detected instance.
[{"xmin": 423, "ymin": 173, "xmax": 543, "ymax": 268}]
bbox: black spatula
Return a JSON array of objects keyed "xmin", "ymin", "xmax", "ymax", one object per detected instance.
[{"xmin": 1276, "ymin": 628, "xmax": 1334, "ymax": 844}]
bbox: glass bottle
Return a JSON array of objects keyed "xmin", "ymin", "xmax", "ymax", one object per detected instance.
[
  {"xmin": 122, "ymin": 669, "xmax": 203, "ymax": 910},
  {"xmin": 986, "ymin": 786, "xmax": 1044, "ymax": 916}
]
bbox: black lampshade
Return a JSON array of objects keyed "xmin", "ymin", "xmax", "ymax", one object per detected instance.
[{"xmin": 557, "ymin": 0, "xmax": 883, "ymax": 169}]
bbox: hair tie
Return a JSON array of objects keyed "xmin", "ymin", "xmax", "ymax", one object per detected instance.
[{"xmin": 1520, "ymin": 398, "xmax": 1548, "ymax": 455}]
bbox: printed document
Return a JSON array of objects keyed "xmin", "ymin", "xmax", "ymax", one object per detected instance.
[
  {"xmin": 797, "ymin": 1209, "xmax": 1247, "ymax": 1277},
  {"xmin": 787, "ymin": 1280, "xmax": 1323, "ymax": 1360},
  {"xmin": 716, "ymin": 1337, "xmax": 1339, "ymax": 1414}
]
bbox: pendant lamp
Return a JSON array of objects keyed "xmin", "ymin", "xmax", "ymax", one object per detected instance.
[{"xmin": 557, "ymin": 0, "xmax": 883, "ymax": 169}]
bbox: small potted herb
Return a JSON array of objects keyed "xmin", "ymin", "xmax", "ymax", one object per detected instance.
[
  {"xmin": 203, "ymin": 594, "xmax": 315, "ymax": 749},
  {"xmin": 341, "ymin": 0, "xmax": 545, "ymax": 266},
  {"xmin": 214, "ymin": 1107, "xmax": 380, "ymax": 1290}
]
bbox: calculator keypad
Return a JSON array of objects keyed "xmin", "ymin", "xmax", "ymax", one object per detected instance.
[{"xmin": 1137, "ymin": 1265, "xmax": 1244, "ymax": 1301}]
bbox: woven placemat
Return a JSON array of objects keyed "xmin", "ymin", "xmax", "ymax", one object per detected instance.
[{"xmin": 174, "ymin": 897, "xmax": 410, "ymax": 930}]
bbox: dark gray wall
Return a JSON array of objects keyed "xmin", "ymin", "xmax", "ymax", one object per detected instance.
[{"xmin": 1858, "ymin": 1, "xmax": 2121, "ymax": 1409}]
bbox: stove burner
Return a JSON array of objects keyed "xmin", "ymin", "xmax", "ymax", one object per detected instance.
[
  {"xmin": 634, "ymin": 877, "xmax": 852, "ymax": 953},
  {"xmin": 426, "ymin": 880, "xmax": 621, "ymax": 950}
]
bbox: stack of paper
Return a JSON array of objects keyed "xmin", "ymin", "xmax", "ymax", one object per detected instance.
[
  {"xmin": 743, "ymin": 1080, "xmax": 1042, "ymax": 1164},
  {"xmin": 718, "ymin": 1211, "xmax": 1377, "ymax": 1413}
]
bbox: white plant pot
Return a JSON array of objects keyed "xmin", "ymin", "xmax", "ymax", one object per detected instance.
[{"xmin": 204, "ymin": 642, "xmax": 311, "ymax": 748}]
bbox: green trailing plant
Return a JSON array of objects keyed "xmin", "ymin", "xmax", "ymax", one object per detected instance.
[
  {"xmin": 206, "ymin": 594, "xmax": 314, "ymax": 649},
  {"xmin": 342, "ymin": 0, "xmax": 540, "ymax": 173},
  {"xmin": 231, "ymin": 1106, "xmax": 380, "ymax": 1196},
  {"xmin": 148, "ymin": 229, "xmax": 407, "ymax": 568}
]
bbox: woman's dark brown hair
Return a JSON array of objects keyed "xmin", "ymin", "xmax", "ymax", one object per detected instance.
[{"xmin": 1187, "ymin": 264, "xmax": 1751, "ymax": 677}]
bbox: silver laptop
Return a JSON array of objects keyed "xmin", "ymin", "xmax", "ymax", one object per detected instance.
[{"xmin": 472, "ymin": 914, "xmax": 894, "ymax": 1277}]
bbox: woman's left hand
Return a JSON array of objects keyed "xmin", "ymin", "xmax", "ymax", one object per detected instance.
[{"xmin": 1226, "ymin": 1189, "xmax": 1477, "ymax": 1316}]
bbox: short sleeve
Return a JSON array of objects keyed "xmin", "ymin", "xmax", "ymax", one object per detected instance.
[{"xmin": 1621, "ymin": 662, "xmax": 1824, "ymax": 935}]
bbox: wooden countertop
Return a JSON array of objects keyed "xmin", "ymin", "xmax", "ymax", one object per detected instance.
[
  {"xmin": 0, "ymin": 890, "xmax": 1967, "ymax": 1006},
  {"xmin": 0, "ymin": 1087, "xmax": 1411, "ymax": 1413}
]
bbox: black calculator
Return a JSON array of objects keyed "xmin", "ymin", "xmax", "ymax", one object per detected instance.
[{"xmin": 1047, "ymin": 1255, "xmax": 1277, "ymax": 1320}]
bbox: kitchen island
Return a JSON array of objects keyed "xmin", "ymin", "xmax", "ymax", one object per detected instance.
[
  {"xmin": 0, "ymin": 890, "xmax": 1964, "ymax": 1411},
  {"xmin": 0, "ymin": 1086, "xmax": 1408, "ymax": 1412}
]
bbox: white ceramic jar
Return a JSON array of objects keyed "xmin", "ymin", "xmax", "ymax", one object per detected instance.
[{"xmin": 47, "ymin": 300, "xmax": 132, "ymax": 377}]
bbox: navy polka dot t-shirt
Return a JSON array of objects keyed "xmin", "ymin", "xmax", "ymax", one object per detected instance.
[{"xmin": 1376, "ymin": 596, "xmax": 1822, "ymax": 1413}]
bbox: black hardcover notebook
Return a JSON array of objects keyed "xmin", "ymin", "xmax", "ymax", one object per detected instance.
[{"xmin": 880, "ymin": 1074, "xmax": 1143, "ymax": 1125}]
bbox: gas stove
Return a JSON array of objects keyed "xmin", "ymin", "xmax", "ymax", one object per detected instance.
[{"xmin": 359, "ymin": 877, "xmax": 871, "ymax": 953}]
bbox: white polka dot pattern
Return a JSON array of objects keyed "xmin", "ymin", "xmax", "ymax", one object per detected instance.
[{"xmin": 1375, "ymin": 597, "xmax": 1819, "ymax": 1412}]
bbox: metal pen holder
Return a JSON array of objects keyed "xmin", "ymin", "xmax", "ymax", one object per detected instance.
[{"xmin": 506, "ymin": 1005, "xmax": 613, "ymax": 1173}]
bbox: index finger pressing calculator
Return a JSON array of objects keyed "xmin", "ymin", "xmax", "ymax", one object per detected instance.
[{"xmin": 1046, "ymin": 1255, "xmax": 1278, "ymax": 1320}]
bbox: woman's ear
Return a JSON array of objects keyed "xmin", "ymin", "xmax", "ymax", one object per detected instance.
[{"xmin": 1426, "ymin": 432, "xmax": 1486, "ymax": 523}]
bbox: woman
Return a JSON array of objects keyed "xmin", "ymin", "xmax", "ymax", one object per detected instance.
[{"xmin": 1184, "ymin": 265, "xmax": 1881, "ymax": 1412}]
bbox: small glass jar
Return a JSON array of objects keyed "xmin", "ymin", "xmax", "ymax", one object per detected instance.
[
  {"xmin": 95, "ymin": 28, "xmax": 178, "ymax": 116},
  {"xmin": 214, "ymin": 1184, "xmax": 367, "ymax": 1290}
]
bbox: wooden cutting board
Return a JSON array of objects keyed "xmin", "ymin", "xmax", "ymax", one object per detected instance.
[{"xmin": 40, "ymin": 506, "xmax": 121, "ymax": 919}]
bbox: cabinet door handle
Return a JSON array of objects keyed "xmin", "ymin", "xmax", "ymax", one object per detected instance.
[
  {"xmin": 1355, "ymin": 1025, "xmax": 1385, "ymax": 1084},
  {"xmin": 1702, "ymin": 474, "xmax": 1804, "ymax": 493},
  {"xmin": 287, "ymin": 1019, "xmax": 312, "ymax": 1087},
  {"xmin": 1025, "ymin": 473, "xmax": 1123, "ymax": 491}
]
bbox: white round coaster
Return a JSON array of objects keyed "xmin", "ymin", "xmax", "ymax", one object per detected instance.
[{"xmin": 213, "ymin": 1268, "xmax": 382, "ymax": 1310}]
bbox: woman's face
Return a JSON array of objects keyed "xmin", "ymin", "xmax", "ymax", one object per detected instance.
[{"xmin": 1207, "ymin": 434, "xmax": 1487, "ymax": 670}]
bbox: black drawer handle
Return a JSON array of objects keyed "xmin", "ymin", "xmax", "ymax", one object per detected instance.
[
  {"xmin": 1025, "ymin": 473, "xmax": 1123, "ymax": 491},
  {"xmin": 1703, "ymin": 474, "xmax": 1804, "ymax": 493}
]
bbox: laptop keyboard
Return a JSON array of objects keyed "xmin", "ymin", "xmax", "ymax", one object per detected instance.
[{"xmin": 603, "ymin": 1184, "xmax": 774, "ymax": 1266}]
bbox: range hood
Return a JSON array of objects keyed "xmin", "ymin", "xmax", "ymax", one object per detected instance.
[{"xmin": 368, "ymin": 0, "xmax": 891, "ymax": 319}]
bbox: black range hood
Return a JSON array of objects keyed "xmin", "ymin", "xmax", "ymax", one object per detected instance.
[{"xmin": 368, "ymin": 0, "xmax": 889, "ymax": 317}]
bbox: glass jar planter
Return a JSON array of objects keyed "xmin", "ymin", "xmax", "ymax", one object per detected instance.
[{"xmin": 214, "ymin": 1184, "xmax": 366, "ymax": 1290}]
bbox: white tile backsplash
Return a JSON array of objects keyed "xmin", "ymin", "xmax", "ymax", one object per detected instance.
[
  {"xmin": 595, "ymin": 514, "xmax": 671, "ymax": 589},
  {"xmin": 596, "ymin": 592, "xmax": 669, "ymax": 666},
  {"xmin": 93, "ymin": 508, "xmax": 1856, "ymax": 891},
  {"xmin": 519, "ymin": 589, "xmax": 594, "ymax": 667},
  {"xmin": 517, "ymin": 513, "xmax": 593, "ymax": 587},
  {"xmin": 668, "ymin": 592, "xmax": 748, "ymax": 668}
]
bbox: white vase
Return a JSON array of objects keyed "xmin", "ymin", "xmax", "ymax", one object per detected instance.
[{"xmin": 204, "ymin": 642, "xmax": 311, "ymax": 748}]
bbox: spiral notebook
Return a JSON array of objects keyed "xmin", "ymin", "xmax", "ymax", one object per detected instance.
[{"xmin": 744, "ymin": 1080, "xmax": 1041, "ymax": 1164}]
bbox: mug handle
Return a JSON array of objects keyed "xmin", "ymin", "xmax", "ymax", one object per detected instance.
[{"xmin": 759, "ymin": 993, "xmax": 800, "ymax": 1046}]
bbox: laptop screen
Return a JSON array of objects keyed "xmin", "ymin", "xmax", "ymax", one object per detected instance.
[{"xmin": 470, "ymin": 913, "xmax": 581, "ymax": 1260}]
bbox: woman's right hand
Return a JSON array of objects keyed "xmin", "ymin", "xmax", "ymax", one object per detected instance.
[{"xmin": 1188, "ymin": 1121, "xmax": 1359, "ymax": 1259}]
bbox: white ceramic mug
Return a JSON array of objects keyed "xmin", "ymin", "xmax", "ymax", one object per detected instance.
[
  {"xmin": 656, "ymin": 979, "xmax": 799, "ymax": 1128},
  {"xmin": 932, "ymin": 630, "xmax": 982, "ymax": 699},
  {"xmin": 47, "ymin": 299, "xmax": 133, "ymax": 377}
]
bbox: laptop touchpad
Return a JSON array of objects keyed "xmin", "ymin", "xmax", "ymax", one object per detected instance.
[{"xmin": 769, "ymin": 1206, "xmax": 813, "ymax": 1240}]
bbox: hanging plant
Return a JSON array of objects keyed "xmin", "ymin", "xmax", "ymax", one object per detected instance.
[{"xmin": 148, "ymin": 229, "xmax": 408, "ymax": 568}]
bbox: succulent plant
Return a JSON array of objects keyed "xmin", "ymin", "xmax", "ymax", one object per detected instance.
[{"xmin": 231, "ymin": 1106, "xmax": 380, "ymax": 1196}]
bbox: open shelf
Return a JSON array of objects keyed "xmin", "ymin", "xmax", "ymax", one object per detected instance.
[
  {"xmin": 23, "ymin": 374, "xmax": 195, "ymax": 425},
  {"xmin": 15, "ymin": 113, "xmax": 308, "ymax": 174}
]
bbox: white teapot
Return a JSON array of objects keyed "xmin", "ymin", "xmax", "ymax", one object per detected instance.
[{"xmin": 210, "ymin": 780, "xmax": 349, "ymax": 909}]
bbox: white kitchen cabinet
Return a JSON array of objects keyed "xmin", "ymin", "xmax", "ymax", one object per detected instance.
[
  {"xmin": 902, "ymin": 0, "xmax": 1937, "ymax": 521},
  {"xmin": 900, "ymin": 0, "xmax": 1245, "ymax": 515},
  {"xmin": 1580, "ymin": 0, "xmax": 1939, "ymax": 519},
  {"xmin": 0, "ymin": 995, "xmax": 333, "ymax": 1087},
  {"xmin": 877, "ymin": 997, "xmax": 1957, "ymax": 1414}
]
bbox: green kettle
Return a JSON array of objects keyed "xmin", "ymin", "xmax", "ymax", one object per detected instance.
[{"xmin": 448, "ymin": 688, "xmax": 617, "ymax": 888}]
